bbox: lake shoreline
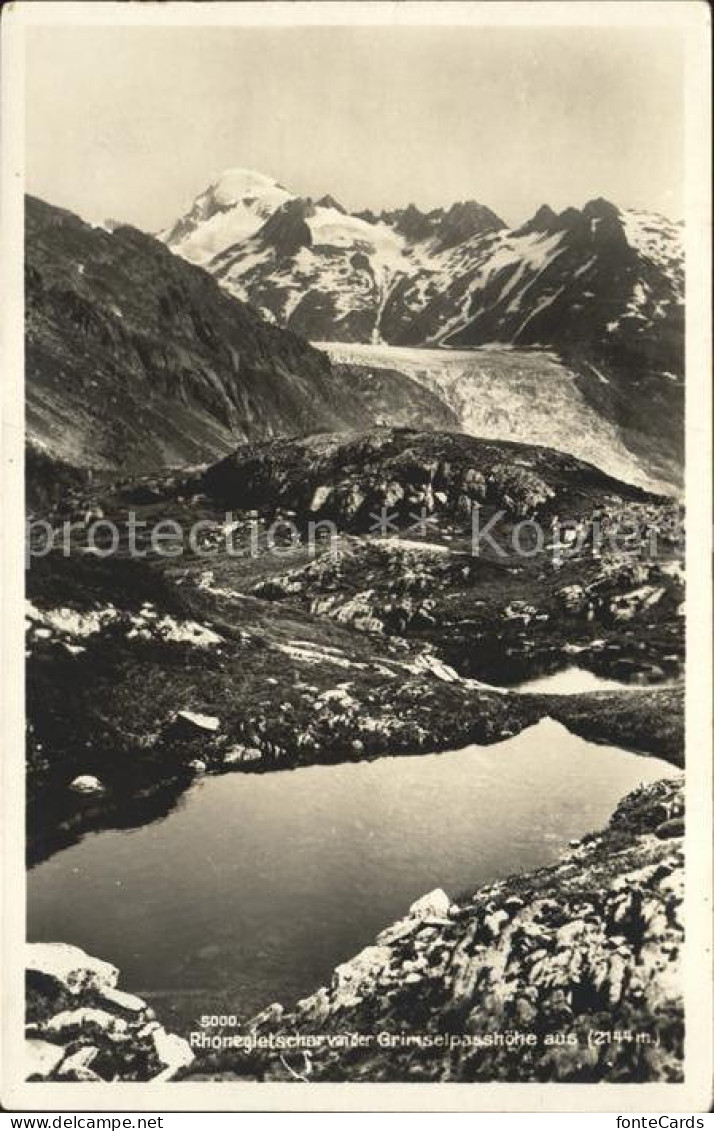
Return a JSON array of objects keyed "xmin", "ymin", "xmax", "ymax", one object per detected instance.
[
  {"xmin": 25, "ymin": 774, "xmax": 684, "ymax": 1084},
  {"xmin": 27, "ymin": 679, "xmax": 684, "ymax": 866}
]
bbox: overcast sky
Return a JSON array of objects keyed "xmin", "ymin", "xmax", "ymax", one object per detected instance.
[{"xmin": 25, "ymin": 24, "xmax": 684, "ymax": 230}]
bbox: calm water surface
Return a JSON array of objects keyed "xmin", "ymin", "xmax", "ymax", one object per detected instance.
[{"xmin": 27, "ymin": 719, "xmax": 680, "ymax": 1020}]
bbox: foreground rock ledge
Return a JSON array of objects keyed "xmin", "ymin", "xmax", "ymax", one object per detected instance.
[{"xmin": 188, "ymin": 776, "xmax": 684, "ymax": 1084}]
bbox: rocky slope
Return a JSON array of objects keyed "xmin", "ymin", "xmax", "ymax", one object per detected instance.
[
  {"xmin": 192, "ymin": 426, "xmax": 664, "ymax": 521},
  {"xmin": 25, "ymin": 943, "xmax": 193, "ymax": 1082},
  {"xmin": 160, "ymin": 170, "xmax": 684, "ymax": 487},
  {"xmin": 162, "ymin": 171, "xmax": 682, "ymax": 362},
  {"xmin": 25, "ymin": 195, "xmax": 453, "ymax": 482},
  {"xmin": 185, "ymin": 776, "xmax": 684, "ymax": 1083}
]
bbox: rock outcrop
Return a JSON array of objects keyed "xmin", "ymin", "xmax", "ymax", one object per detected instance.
[
  {"xmin": 25, "ymin": 196, "xmax": 457, "ymax": 481},
  {"xmin": 189, "ymin": 778, "xmax": 684, "ymax": 1083},
  {"xmin": 161, "ymin": 175, "xmax": 684, "ymax": 487}
]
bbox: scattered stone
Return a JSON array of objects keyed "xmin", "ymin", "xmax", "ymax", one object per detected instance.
[
  {"xmin": 69, "ymin": 775, "xmax": 104, "ymax": 795},
  {"xmin": 45, "ymin": 1007, "xmax": 128, "ymax": 1039}
]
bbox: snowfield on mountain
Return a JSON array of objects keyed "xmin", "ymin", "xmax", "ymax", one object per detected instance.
[{"xmin": 159, "ymin": 169, "xmax": 684, "ymax": 490}]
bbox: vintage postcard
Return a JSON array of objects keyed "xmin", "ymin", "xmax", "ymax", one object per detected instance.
[{"xmin": 1, "ymin": 0, "xmax": 711, "ymax": 1115}]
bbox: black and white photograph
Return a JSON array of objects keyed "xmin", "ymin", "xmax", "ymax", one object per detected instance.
[{"xmin": 1, "ymin": 0, "xmax": 711, "ymax": 1115}]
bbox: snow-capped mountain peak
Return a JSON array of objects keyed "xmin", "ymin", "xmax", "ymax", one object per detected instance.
[{"xmin": 159, "ymin": 167, "xmax": 293, "ymax": 265}]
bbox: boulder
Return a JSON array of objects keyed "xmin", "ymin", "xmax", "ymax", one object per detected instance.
[
  {"xmin": 462, "ymin": 468, "xmax": 487, "ymax": 499},
  {"xmin": 337, "ymin": 483, "xmax": 367, "ymax": 521},
  {"xmin": 151, "ymin": 1028, "xmax": 195, "ymax": 1081},
  {"xmin": 56, "ymin": 1045, "xmax": 101, "ymax": 1081},
  {"xmin": 99, "ymin": 986, "xmax": 147, "ymax": 1014},
  {"xmin": 225, "ymin": 745, "xmax": 261, "ymax": 764},
  {"xmin": 45, "ymin": 1007, "xmax": 128, "ymax": 1039},
  {"xmin": 223, "ymin": 745, "xmax": 246, "ymax": 765},
  {"xmin": 655, "ymin": 817, "xmax": 685, "ymax": 840},
  {"xmin": 250, "ymin": 1002, "xmax": 284, "ymax": 1029},
  {"xmin": 382, "ymin": 480, "xmax": 405, "ymax": 509},
  {"xmin": 557, "ymin": 585, "xmax": 588, "ymax": 614},
  {"xmin": 175, "ymin": 709, "xmax": 220, "ymax": 733},
  {"xmin": 609, "ymin": 585, "xmax": 665, "ymax": 622},
  {"xmin": 310, "ymin": 485, "xmax": 333, "ymax": 513}
]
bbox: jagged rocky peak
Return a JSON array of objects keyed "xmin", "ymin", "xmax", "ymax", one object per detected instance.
[
  {"xmin": 521, "ymin": 203, "xmax": 560, "ymax": 234},
  {"xmin": 517, "ymin": 198, "xmax": 625, "ymax": 240},
  {"xmin": 574, "ymin": 198, "xmax": 631, "ymax": 252},
  {"xmin": 381, "ymin": 200, "xmax": 505, "ymax": 246},
  {"xmin": 583, "ymin": 196, "xmax": 621, "ymax": 221}
]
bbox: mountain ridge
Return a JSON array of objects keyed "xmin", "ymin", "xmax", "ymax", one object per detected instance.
[{"xmin": 160, "ymin": 169, "xmax": 684, "ymax": 489}]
